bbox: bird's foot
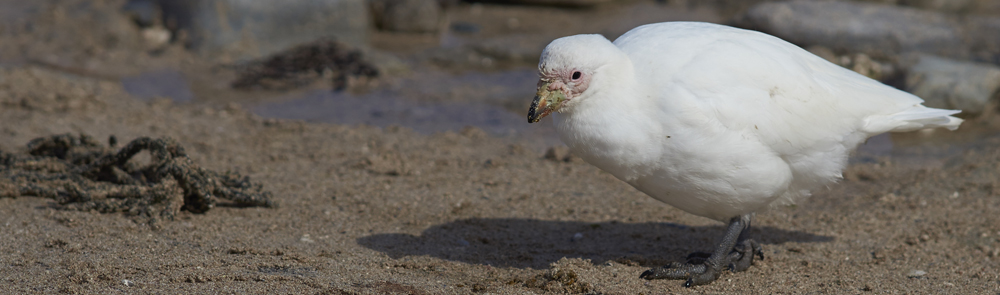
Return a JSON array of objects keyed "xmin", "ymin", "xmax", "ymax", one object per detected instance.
[
  {"xmin": 729, "ymin": 239, "xmax": 764, "ymax": 272},
  {"xmin": 640, "ymin": 239, "xmax": 764, "ymax": 287},
  {"xmin": 639, "ymin": 260, "xmax": 716, "ymax": 287}
]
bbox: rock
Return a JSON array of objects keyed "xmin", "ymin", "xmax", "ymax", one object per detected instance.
[
  {"xmin": 471, "ymin": 35, "xmax": 551, "ymax": 63},
  {"xmin": 899, "ymin": 0, "xmax": 1000, "ymax": 14},
  {"xmin": 423, "ymin": 34, "xmax": 550, "ymax": 69},
  {"xmin": 904, "ymin": 54, "xmax": 1000, "ymax": 115},
  {"xmin": 906, "ymin": 269, "xmax": 927, "ymax": 278},
  {"xmin": 371, "ymin": 0, "xmax": 443, "ymax": 33},
  {"xmin": 964, "ymin": 16, "xmax": 1000, "ymax": 65},
  {"xmin": 123, "ymin": 0, "xmax": 160, "ymax": 27},
  {"xmin": 839, "ymin": 53, "xmax": 896, "ymax": 81},
  {"xmin": 738, "ymin": 1, "xmax": 968, "ymax": 60},
  {"xmin": 807, "ymin": 46, "xmax": 895, "ymax": 81},
  {"xmin": 806, "ymin": 45, "xmax": 837, "ymax": 64},
  {"xmin": 155, "ymin": 0, "xmax": 368, "ymax": 62},
  {"xmin": 475, "ymin": 0, "xmax": 618, "ymax": 7},
  {"xmin": 141, "ymin": 26, "xmax": 172, "ymax": 48},
  {"xmin": 899, "ymin": 0, "xmax": 974, "ymax": 12}
]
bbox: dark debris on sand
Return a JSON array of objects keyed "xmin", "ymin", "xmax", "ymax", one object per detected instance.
[
  {"xmin": 0, "ymin": 134, "xmax": 276, "ymax": 224},
  {"xmin": 231, "ymin": 39, "xmax": 380, "ymax": 91}
]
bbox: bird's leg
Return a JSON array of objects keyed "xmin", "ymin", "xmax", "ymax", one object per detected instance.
[{"xmin": 640, "ymin": 214, "xmax": 764, "ymax": 287}]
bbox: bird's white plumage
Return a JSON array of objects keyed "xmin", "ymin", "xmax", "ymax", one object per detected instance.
[{"xmin": 541, "ymin": 22, "xmax": 961, "ymax": 221}]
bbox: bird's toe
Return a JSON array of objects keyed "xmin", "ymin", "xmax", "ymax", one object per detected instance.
[
  {"xmin": 640, "ymin": 262, "xmax": 706, "ymax": 280},
  {"xmin": 729, "ymin": 239, "xmax": 763, "ymax": 272}
]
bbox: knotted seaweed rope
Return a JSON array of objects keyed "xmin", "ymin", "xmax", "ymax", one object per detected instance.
[{"xmin": 1, "ymin": 134, "xmax": 276, "ymax": 222}]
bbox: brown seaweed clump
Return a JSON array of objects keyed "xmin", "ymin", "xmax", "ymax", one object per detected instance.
[
  {"xmin": 231, "ymin": 39, "xmax": 379, "ymax": 91},
  {"xmin": 0, "ymin": 134, "xmax": 276, "ymax": 224}
]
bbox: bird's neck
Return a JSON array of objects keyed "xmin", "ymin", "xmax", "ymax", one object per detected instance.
[{"xmin": 554, "ymin": 69, "xmax": 664, "ymax": 180}]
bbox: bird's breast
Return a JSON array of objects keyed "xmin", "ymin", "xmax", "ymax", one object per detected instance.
[{"xmin": 554, "ymin": 107, "xmax": 794, "ymax": 220}]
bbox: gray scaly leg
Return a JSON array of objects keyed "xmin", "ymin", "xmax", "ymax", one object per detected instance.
[{"xmin": 639, "ymin": 214, "xmax": 764, "ymax": 287}]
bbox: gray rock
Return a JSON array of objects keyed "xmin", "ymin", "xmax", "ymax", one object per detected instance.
[
  {"xmin": 471, "ymin": 35, "xmax": 550, "ymax": 64},
  {"xmin": 123, "ymin": 0, "xmax": 160, "ymax": 27},
  {"xmin": 899, "ymin": 0, "xmax": 1000, "ymax": 14},
  {"xmin": 157, "ymin": 0, "xmax": 368, "ymax": 62},
  {"xmin": 905, "ymin": 54, "xmax": 1000, "ymax": 115},
  {"xmin": 371, "ymin": 0, "xmax": 443, "ymax": 33},
  {"xmin": 476, "ymin": 0, "xmax": 619, "ymax": 7},
  {"xmin": 739, "ymin": 1, "xmax": 968, "ymax": 59},
  {"xmin": 964, "ymin": 16, "xmax": 1000, "ymax": 65}
]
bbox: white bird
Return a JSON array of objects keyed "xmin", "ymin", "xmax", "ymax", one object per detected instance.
[{"xmin": 527, "ymin": 22, "xmax": 961, "ymax": 286}]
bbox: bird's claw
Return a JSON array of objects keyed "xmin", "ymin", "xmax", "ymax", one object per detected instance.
[
  {"xmin": 640, "ymin": 239, "xmax": 763, "ymax": 287},
  {"xmin": 729, "ymin": 239, "xmax": 763, "ymax": 272}
]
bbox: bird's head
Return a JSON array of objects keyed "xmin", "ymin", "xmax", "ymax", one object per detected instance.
[{"xmin": 528, "ymin": 34, "xmax": 625, "ymax": 123}]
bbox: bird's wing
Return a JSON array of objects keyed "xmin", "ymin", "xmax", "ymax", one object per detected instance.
[{"xmin": 615, "ymin": 22, "xmax": 946, "ymax": 158}]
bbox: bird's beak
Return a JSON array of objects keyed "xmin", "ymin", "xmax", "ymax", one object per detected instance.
[{"xmin": 527, "ymin": 82, "xmax": 566, "ymax": 123}]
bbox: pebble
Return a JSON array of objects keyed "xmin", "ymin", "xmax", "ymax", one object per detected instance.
[{"xmin": 907, "ymin": 270, "xmax": 927, "ymax": 278}]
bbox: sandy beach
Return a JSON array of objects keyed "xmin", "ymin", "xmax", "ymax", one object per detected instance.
[{"xmin": 2, "ymin": 0, "xmax": 999, "ymax": 293}]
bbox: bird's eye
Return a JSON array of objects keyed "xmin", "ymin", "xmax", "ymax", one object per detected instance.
[{"xmin": 571, "ymin": 71, "xmax": 581, "ymax": 80}]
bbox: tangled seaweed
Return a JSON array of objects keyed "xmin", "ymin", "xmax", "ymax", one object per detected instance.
[
  {"xmin": 0, "ymin": 134, "xmax": 276, "ymax": 222},
  {"xmin": 231, "ymin": 39, "xmax": 379, "ymax": 91}
]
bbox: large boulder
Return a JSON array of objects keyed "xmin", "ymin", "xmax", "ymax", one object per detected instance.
[
  {"xmin": 471, "ymin": 0, "xmax": 620, "ymax": 6},
  {"xmin": 154, "ymin": 0, "xmax": 369, "ymax": 62},
  {"xmin": 738, "ymin": 1, "xmax": 968, "ymax": 59},
  {"xmin": 905, "ymin": 55, "xmax": 1000, "ymax": 115},
  {"xmin": 964, "ymin": 16, "xmax": 1000, "ymax": 65},
  {"xmin": 899, "ymin": 0, "xmax": 1000, "ymax": 14}
]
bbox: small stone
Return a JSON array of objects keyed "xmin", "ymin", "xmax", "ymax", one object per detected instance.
[
  {"xmin": 545, "ymin": 146, "xmax": 571, "ymax": 162},
  {"xmin": 571, "ymin": 232, "xmax": 584, "ymax": 241},
  {"xmin": 371, "ymin": 0, "xmax": 442, "ymax": 33},
  {"xmin": 122, "ymin": 279, "xmax": 135, "ymax": 286},
  {"xmin": 907, "ymin": 270, "xmax": 927, "ymax": 278},
  {"xmin": 300, "ymin": 234, "xmax": 315, "ymax": 243},
  {"xmin": 141, "ymin": 26, "xmax": 171, "ymax": 48}
]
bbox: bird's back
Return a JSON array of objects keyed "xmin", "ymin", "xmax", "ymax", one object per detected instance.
[{"xmin": 611, "ymin": 22, "xmax": 960, "ymax": 208}]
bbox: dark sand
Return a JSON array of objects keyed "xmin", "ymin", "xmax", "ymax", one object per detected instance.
[{"xmin": 2, "ymin": 1, "xmax": 1000, "ymax": 294}]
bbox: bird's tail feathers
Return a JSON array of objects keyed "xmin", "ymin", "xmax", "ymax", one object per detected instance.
[{"xmin": 882, "ymin": 106, "xmax": 962, "ymax": 132}]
